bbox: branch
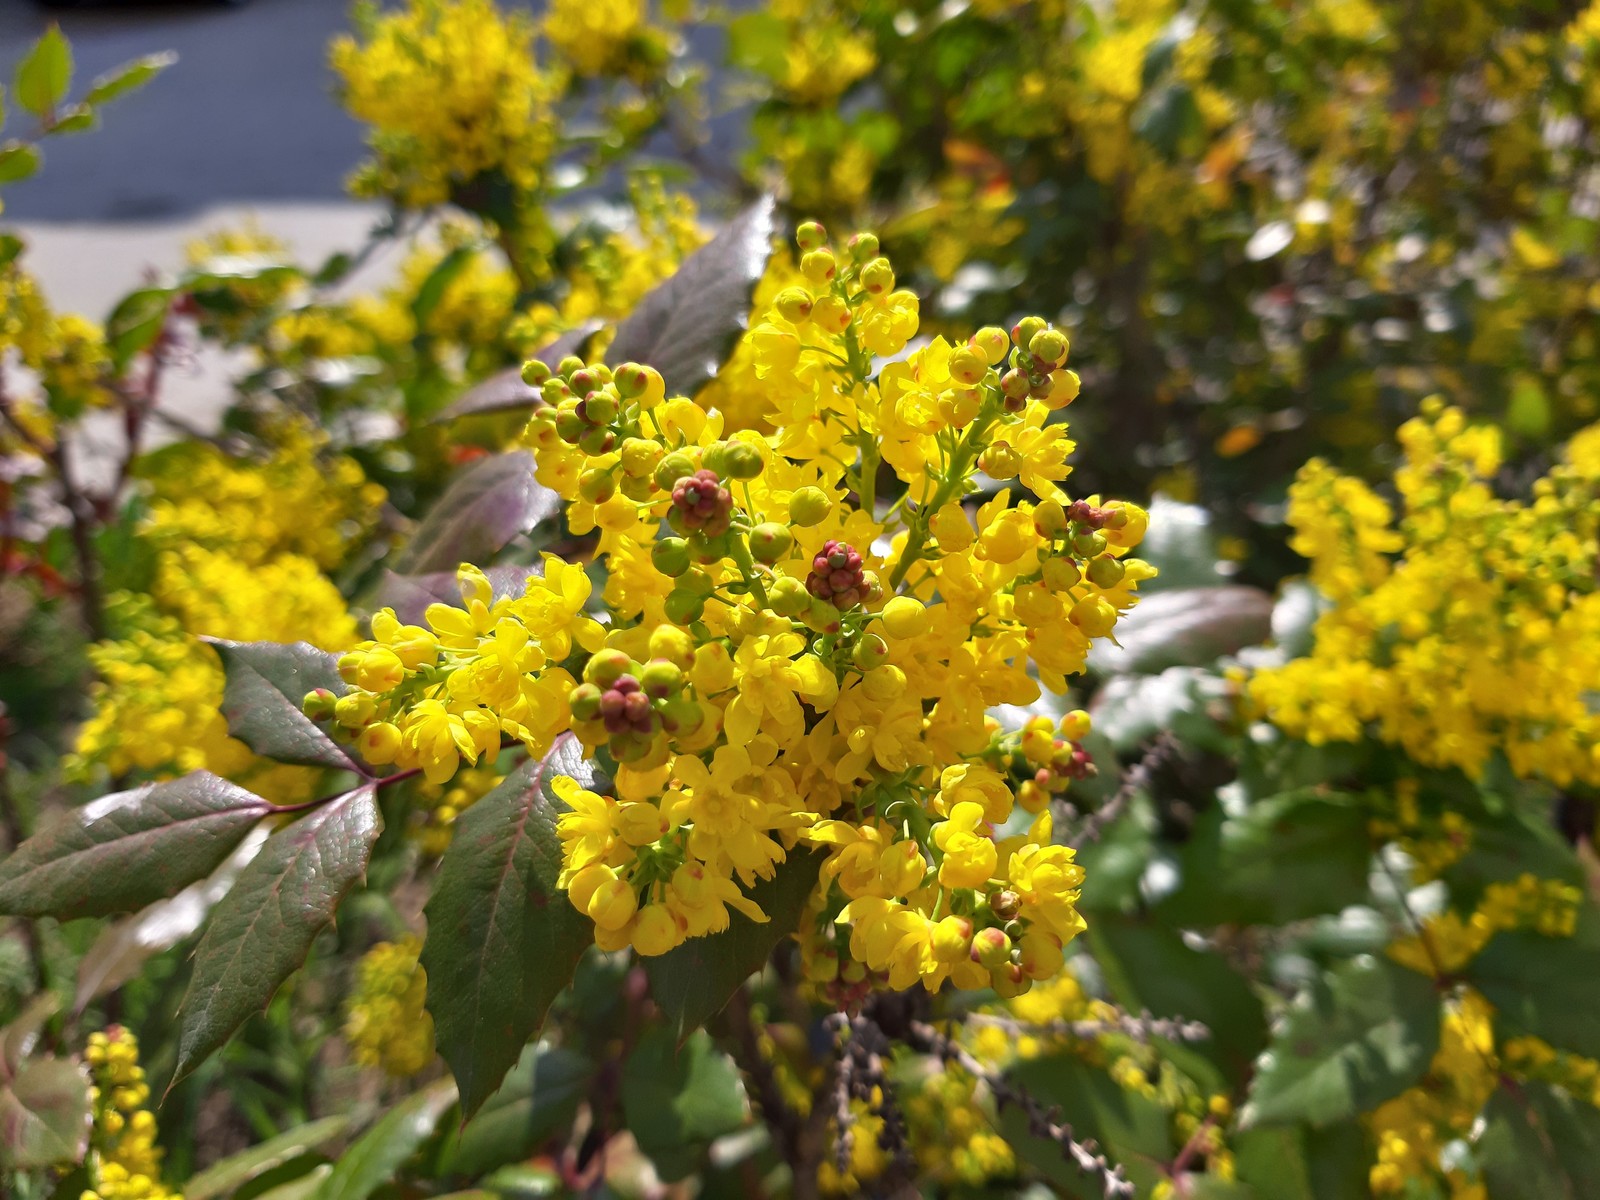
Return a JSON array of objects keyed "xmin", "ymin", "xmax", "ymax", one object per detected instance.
[
  {"xmin": 906, "ymin": 1019, "xmax": 1135, "ymax": 1200},
  {"xmin": 1068, "ymin": 731, "xmax": 1181, "ymax": 851},
  {"xmin": 963, "ymin": 1007, "xmax": 1211, "ymax": 1045}
]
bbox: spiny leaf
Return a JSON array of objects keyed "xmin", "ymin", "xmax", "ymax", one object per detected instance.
[
  {"xmin": 605, "ymin": 195, "xmax": 776, "ymax": 398},
  {"xmin": 436, "ymin": 323, "xmax": 603, "ymax": 422},
  {"xmin": 1241, "ymin": 956, "xmax": 1439, "ymax": 1128},
  {"xmin": 310, "ymin": 1078, "xmax": 457, "ymax": 1200},
  {"xmin": 173, "ymin": 786, "xmax": 382, "ymax": 1085},
  {"xmin": 0, "ymin": 773, "xmax": 271, "ymax": 920},
  {"xmin": 644, "ymin": 849, "xmax": 822, "ymax": 1043},
  {"xmin": 390, "ymin": 451, "xmax": 559, "ymax": 576},
  {"xmin": 204, "ymin": 639, "xmax": 358, "ymax": 772},
  {"xmin": 422, "ymin": 738, "xmax": 596, "ymax": 1118}
]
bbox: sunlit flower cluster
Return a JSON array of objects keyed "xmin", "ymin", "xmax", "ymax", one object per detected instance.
[
  {"xmin": 80, "ymin": 1029, "xmax": 179, "ymax": 1200},
  {"xmin": 311, "ymin": 222, "xmax": 1152, "ymax": 996},
  {"xmin": 1251, "ymin": 401, "xmax": 1600, "ymax": 786}
]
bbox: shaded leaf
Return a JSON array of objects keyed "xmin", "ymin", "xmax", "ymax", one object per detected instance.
[
  {"xmin": 644, "ymin": 849, "xmax": 823, "ymax": 1043},
  {"xmin": 256, "ymin": 1166, "xmax": 331, "ymax": 1200},
  {"xmin": 411, "ymin": 246, "xmax": 477, "ymax": 330},
  {"xmin": 606, "ymin": 195, "xmax": 776, "ymax": 397},
  {"xmin": 45, "ymin": 105, "xmax": 94, "ymax": 135},
  {"xmin": 185, "ymin": 1114, "xmax": 355, "ymax": 1200},
  {"xmin": 436, "ymin": 323, "xmax": 603, "ymax": 422},
  {"xmin": 75, "ymin": 827, "xmax": 269, "ymax": 1011},
  {"xmin": 422, "ymin": 738, "xmax": 596, "ymax": 1118},
  {"xmin": 0, "ymin": 773, "xmax": 271, "ymax": 920},
  {"xmin": 15, "ymin": 27, "xmax": 71, "ymax": 119},
  {"xmin": 436, "ymin": 1044, "xmax": 593, "ymax": 1178},
  {"xmin": 311, "ymin": 1078, "xmax": 457, "ymax": 1200},
  {"xmin": 1478, "ymin": 1081, "xmax": 1600, "ymax": 1200},
  {"xmin": 0, "ymin": 143, "xmax": 41, "ymax": 186},
  {"xmin": 1242, "ymin": 956, "xmax": 1438, "ymax": 1128},
  {"xmin": 621, "ymin": 1029, "xmax": 746, "ymax": 1183},
  {"xmin": 174, "ymin": 786, "xmax": 382, "ymax": 1084},
  {"xmin": 370, "ymin": 564, "xmax": 532, "ymax": 627},
  {"xmin": 1467, "ymin": 931, "xmax": 1600, "ymax": 1059},
  {"xmin": 1089, "ymin": 586, "xmax": 1273, "ymax": 675},
  {"xmin": 391, "ymin": 451, "xmax": 558, "ymax": 576},
  {"xmin": 1, "ymin": 996, "xmax": 58, "ymax": 1077},
  {"xmin": 84, "ymin": 52, "xmax": 176, "ymax": 106},
  {"xmin": 204, "ymin": 639, "xmax": 357, "ymax": 772},
  {"xmin": 0, "ymin": 1058, "xmax": 92, "ymax": 1170}
]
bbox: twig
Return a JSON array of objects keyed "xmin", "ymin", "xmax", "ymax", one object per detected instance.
[
  {"xmin": 907, "ymin": 1019, "xmax": 1135, "ymax": 1200},
  {"xmin": 963, "ymin": 1007, "xmax": 1211, "ymax": 1045},
  {"xmin": 1068, "ymin": 731, "xmax": 1181, "ymax": 850},
  {"xmin": 726, "ymin": 989, "xmax": 809, "ymax": 1176}
]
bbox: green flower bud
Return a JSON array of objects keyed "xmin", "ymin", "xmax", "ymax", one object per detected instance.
[
  {"xmin": 520, "ymin": 359, "xmax": 551, "ymax": 386},
  {"xmin": 749, "ymin": 522, "xmax": 793, "ymax": 563},
  {"xmin": 679, "ymin": 567, "xmax": 716, "ymax": 597},
  {"xmin": 569, "ymin": 682, "xmax": 604, "ymax": 721},
  {"xmin": 541, "ymin": 377, "xmax": 572, "ymax": 406},
  {"xmin": 664, "ymin": 588, "xmax": 705, "ymax": 625},
  {"xmin": 655, "ymin": 450, "xmax": 697, "ymax": 492},
  {"xmin": 556, "ymin": 354, "xmax": 586, "ymax": 379},
  {"xmin": 769, "ymin": 574, "xmax": 811, "ymax": 617},
  {"xmin": 301, "ymin": 688, "xmax": 338, "ymax": 721},
  {"xmin": 847, "ymin": 231, "xmax": 879, "ymax": 261},
  {"xmin": 554, "ymin": 408, "xmax": 586, "ymax": 444},
  {"xmin": 690, "ymin": 531, "xmax": 732, "ymax": 563},
  {"xmin": 701, "ymin": 442, "xmax": 729, "ymax": 478},
  {"xmin": 1011, "ymin": 316, "xmax": 1047, "ymax": 348},
  {"xmin": 1028, "ymin": 328, "xmax": 1069, "ymax": 367},
  {"xmin": 620, "ymin": 474, "xmax": 654, "ymax": 502},
  {"xmin": 724, "ymin": 441, "xmax": 765, "ymax": 480},
  {"xmin": 639, "ymin": 658, "xmax": 683, "ymax": 699},
  {"xmin": 852, "ymin": 632, "xmax": 890, "ymax": 670},
  {"xmin": 1000, "ymin": 367, "xmax": 1032, "ymax": 401},
  {"xmin": 1072, "ymin": 530, "xmax": 1108, "ymax": 558},
  {"xmin": 612, "ymin": 362, "xmax": 650, "ymax": 399},
  {"xmin": 578, "ymin": 392, "xmax": 617, "ymax": 425},
  {"xmin": 577, "ymin": 426, "xmax": 615, "ymax": 455},
  {"xmin": 1086, "ymin": 556, "xmax": 1126, "ymax": 587},
  {"xmin": 569, "ymin": 367, "xmax": 601, "ymax": 396},
  {"xmin": 585, "ymin": 647, "xmax": 633, "ymax": 688},
  {"xmin": 578, "ymin": 468, "xmax": 616, "ymax": 504},
  {"xmin": 651, "ymin": 537, "xmax": 693, "ymax": 577},
  {"xmin": 795, "ymin": 220, "xmax": 828, "ymax": 251},
  {"xmin": 658, "ymin": 692, "xmax": 704, "ymax": 734},
  {"xmin": 1041, "ymin": 556, "xmax": 1082, "ymax": 591},
  {"xmin": 971, "ymin": 927, "xmax": 1012, "ymax": 969},
  {"xmin": 789, "ymin": 485, "xmax": 833, "ymax": 527}
]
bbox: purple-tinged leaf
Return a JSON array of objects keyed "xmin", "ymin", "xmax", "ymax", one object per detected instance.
[
  {"xmin": 436, "ymin": 323, "xmax": 603, "ymax": 422},
  {"xmin": 0, "ymin": 1058, "xmax": 92, "ymax": 1169},
  {"xmin": 390, "ymin": 451, "xmax": 559, "ymax": 576},
  {"xmin": 370, "ymin": 564, "xmax": 533, "ymax": 627},
  {"xmin": 204, "ymin": 639, "xmax": 358, "ymax": 772}
]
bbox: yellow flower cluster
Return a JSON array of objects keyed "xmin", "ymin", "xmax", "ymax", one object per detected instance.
[
  {"xmin": 74, "ymin": 429, "xmax": 379, "ymax": 802},
  {"xmin": 543, "ymin": 0, "xmax": 662, "ymax": 78},
  {"xmin": 412, "ymin": 765, "xmax": 503, "ymax": 855},
  {"xmin": 903, "ymin": 1067, "xmax": 1015, "ymax": 1186},
  {"xmin": 1368, "ymin": 990, "xmax": 1496, "ymax": 1199},
  {"xmin": 80, "ymin": 1029, "xmax": 180, "ymax": 1200},
  {"xmin": 332, "ymin": 0, "xmax": 559, "ymax": 207},
  {"xmin": 313, "ymin": 221, "xmax": 1152, "ymax": 998},
  {"xmin": 1389, "ymin": 873, "xmax": 1582, "ymax": 977},
  {"xmin": 1251, "ymin": 401, "xmax": 1600, "ymax": 786},
  {"xmin": 343, "ymin": 937, "xmax": 436, "ymax": 1078},
  {"xmin": 0, "ymin": 262, "xmax": 116, "ymax": 440}
]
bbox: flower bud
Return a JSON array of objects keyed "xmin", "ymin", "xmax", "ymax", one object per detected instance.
[
  {"xmin": 949, "ymin": 345, "xmax": 988, "ymax": 387},
  {"xmin": 1086, "ymin": 556, "xmax": 1125, "ymax": 587},
  {"xmin": 978, "ymin": 441, "xmax": 1021, "ymax": 480},
  {"xmin": 1034, "ymin": 499, "xmax": 1067, "ymax": 536},
  {"xmin": 1041, "ymin": 556, "xmax": 1082, "ymax": 591},
  {"xmin": 302, "ymin": 688, "xmax": 338, "ymax": 721},
  {"xmin": 639, "ymin": 658, "xmax": 683, "ymax": 699},
  {"xmin": 337, "ymin": 652, "xmax": 363, "ymax": 685},
  {"xmin": 795, "ymin": 220, "xmax": 828, "ymax": 251},
  {"xmin": 846, "ymin": 231, "xmax": 879, "ymax": 260},
  {"xmin": 569, "ymin": 682, "xmax": 604, "ymax": 721},
  {"xmin": 578, "ymin": 468, "xmax": 616, "ymax": 504},
  {"xmin": 664, "ymin": 589, "xmax": 705, "ymax": 625},
  {"xmin": 585, "ymin": 647, "xmax": 633, "ymax": 688},
  {"xmin": 1011, "ymin": 316, "xmax": 1047, "ymax": 348},
  {"xmin": 357, "ymin": 722, "xmax": 402, "ymax": 765},
  {"xmin": 749, "ymin": 522, "xmax": 793, "ymax": 563},
  {"xmin": 1019, "ymin": 931, "xmax": 1065, "ymax": 979},
  {"xmin": 880, "ymin": 595, "xmax": 930, "ymax": 639},
  {"xmin": 1069, "ymin": 594, "xmax": 1118, "ymax": 638},
  {"xmin": 852, "ymin": 631, "xmax": 890, "ymax": 670},
  {"xmin": 658, "ymin": 693, "xmax": 704, "ymax": 734},
  {"xmin": 999, "ymin": 368, "xmax": 1031, "ymax": 401},
  {"xmin": 788, "ymin": 485, "xmax": 833, "ymax": 527},
  {"xmin": 632, "ymin": 904, "xmax": 679, "ymax": 956},
  {"xmin": 520, "ymin": 359, "xmax": 551, "ymax": 386},
  {"xmin": 724, "ymin": 440, "xmax": 765, "ymax": 480},
  {"xmin": 654, "ymin": 451, "xmax": 697, "ymax": 492},
  {"xmin": 651, "ymin": 536, "xmax": 693, "ymax": 577},
  {"xmin": 860, "ymin": 257, "xmax": 895, "ymax": 295},
  {"xmin": 811, "ymin": 294, "xmax": 850, "ymax": 332},
  {"xmin": 973, "ymin": 326, "xmax": 1010, "ymax": 365},
  {"xmin": 1028, "ymin": 328, "xmax": 1069, "ymax": 367},
  {"xmin": 769, "ymin": 574, "xmax": 811, "ymax": 617},
  {"xmin": 931, "ymin": 916, "xmax": 974, "ymax": 964},
  {"xmin": 988, "ymin": 889, "xmax": 1021, "ymax": 921},
  {"xmin": 556, "ymin": 354, "xmax": 586, "ymax": 379},
  {"xmin": 1073, "ymin": 530, "xmax": 1108, "ymax": 558},
  {"xmin": 971, "ymin": 927, "xmax": 1012, "ymax": 969},
  {"xmin": 577, "ymin": 426, "xmax": 615, "ymax": 455},
  {"xmin": 648, "ymin": 624, "xmax": 695, "ymax": 668},
  {"xmin": 774, "ymin": 287, "xmax": 814, "ymax": 323},
  {"xmin": 334, "ymin": 692, "xmax": 376, "ymax": 729},
  {"xmin": 587, "ymin": 875, "xmax": 639, "ymax": 931},
  {"xmin": 800, "ymin": 248, "xmax": 836, "ymax": 284}
]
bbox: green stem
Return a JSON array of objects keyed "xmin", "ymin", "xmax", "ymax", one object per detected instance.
[{"xmin": 887, "ymin": 406, "xmax": 999, "ymax": 591}]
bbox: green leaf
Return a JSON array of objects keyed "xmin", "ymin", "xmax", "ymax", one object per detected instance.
[
  {"xmin": 422, "ymin": 738, "xmax": 596, "ymax": 1118},
  {"xmin": 1000, "ymin": 1055, "xmax": 1172, "ymax": 1195},
  {"xmin": 606, "ymin": 195, "xmax": 777, "ymax": 398},
  {"xmin": 311, "ymin": 1079, "xmax": 457, "ymax": 1200},
  {"xmin": 105, "ymin": 286, "xmax": 173, "ymax": 369},
  {"xmin": 0, "ymin": 143, "xmax": 40, "ymax": 186},
  {"xmin": 644, "ymin": 849, "xmax": 823, "ymax": 1043},
  {"xmin": 621, "ymin": 1028, "xmax": 746, "ymax": 1182},
  {"xmin": 1157, "ymin": 790, "xmax": 1372, "ymax": 927},
  {"xmin": 83, "ymin": 52, "xmax": 176, "ymax": 106},
  {"xmin": 1088, "ymin": 586, "xmax": 1274, "ymax": 675},
  {"xmin": 390, "ymin": 451, "xmax": 559, "ymax": 576},
  {"xmin": 1242, "ymin": 956, "xmax": 1439, "ymax": 1128},
  {"xmin": 1232, "ymin": 1127, "xmax": 1313, "ymax": 1200},
  {"xmin": 1467, "ymin": 931, "xmax": 1600, "ymax": 1059},
  {"xmin": 1478, "ymin": 1080, "xmax": 1600, "ymax": 1200},
  {"xmin": 204, "ymin": 639, "xmax": 357, "ymax": 772},
  {"xmin": 15, "ymin": 27, "xmax": 71, "ymax": 120},
  {"xmin": 1, "ymin": 995, "xmax": 58, "ymax": 1075},
  {"xmin": 0, "ymin": 1058, "xmax": 92, "ymax": 1170},
  {"xmin": 435, "ymin": 1044, "xmax": 593, "ymax": 1178},
  {"xmin": 437, "ymin": 323, "xmax": 603, "ymax": 422},
  {"xmin": 0, "ymin": 772, "xmax": 271, "ymax": 920},
  {"xmin": 173, "ymin": 786, "xmax": 382, "ymax": 1084},
  {"xmin": 45, "ymin": 105, "xmax": 94, "ymax": 135},
  {"xmin": 185, "ymin": 1114, "xmax": 355, "ymax": 1200}
]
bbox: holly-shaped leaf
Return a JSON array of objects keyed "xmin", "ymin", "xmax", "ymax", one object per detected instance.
[
  {"xmin": 204, "ymin": 638, "xmax": 357, "ymax": 772},
  {"xmin": 605, "ymin": 195, "xmax": 777, "ymax": 398},
  {"xmin": 390, "ymin": 451, "xmax": 559, "ymax": 576},
  {"xmin": 1478, "ymin": 1080, "xmax": 1600, "ymax": 1200},
  {"xmin": 1241, "ymin": 956, "xmax": 1439, "ymax": 1128},
  {"xmin": 437, "ymin": 323, "xmax": 603, "ymax": 422},
  {"xmin": 173, "ymin": 786, "xmax": 382, "ymax": 1084},
  {"xmin": 621, "ymin": 1028, "xmax": 747, "ymax": 1183},
  {"xmin": 0, "ymin": 773, "xmax": 271, "ymax": 920},
  {"xmin": 643, "ymin": 849, "xmax": 823, "ymax": 1043},
  {"xmin": 1467, "ymin": 931, "xmax": 1600, "ymax": 1059},
  {"xmin": 422, "ymin": 737, "xmax": 597, "ymax": 1118},
  {"xmin": 311, "ymin": 1078, "xmax": 458, "ymax": 1200}
]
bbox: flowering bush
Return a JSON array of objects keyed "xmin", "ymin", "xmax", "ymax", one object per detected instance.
[{"xmin": 3, "ymin": 6, "xmax": 1600, "ymax": 1200}]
